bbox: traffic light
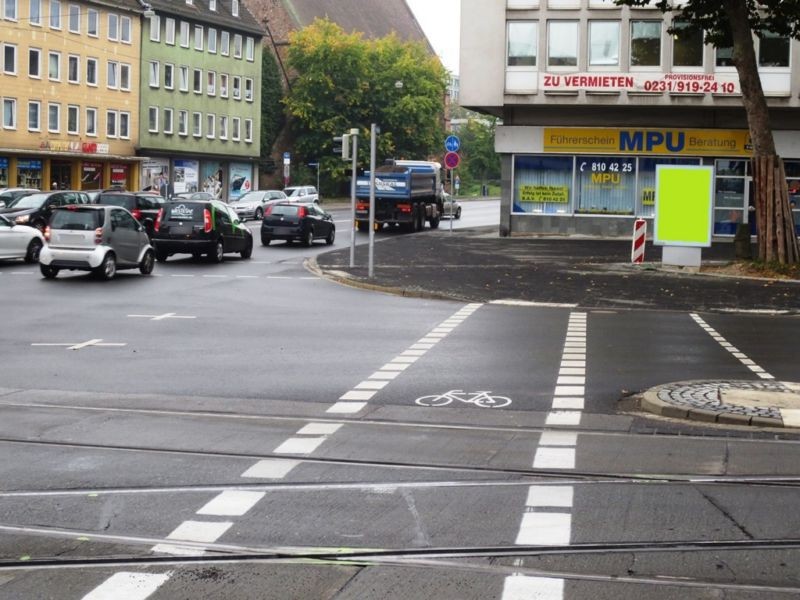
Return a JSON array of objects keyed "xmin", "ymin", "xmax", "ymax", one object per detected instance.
[{"xmin": 333, "ymin": 134, "xmax": 350, "ymax": 160}]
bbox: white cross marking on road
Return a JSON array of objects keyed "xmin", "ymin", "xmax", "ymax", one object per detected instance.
[
  {"xmin": 128, "ymin": 313, "xmax": 197, "ymax": 321},
  {"xmin": 31, "ymin": 339, "xmax": 127, "ymax": 350}
]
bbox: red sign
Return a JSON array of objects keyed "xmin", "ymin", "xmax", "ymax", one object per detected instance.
[{"xmin": 444, "ymin": 151, "xmax": 460, "ymax": 170}]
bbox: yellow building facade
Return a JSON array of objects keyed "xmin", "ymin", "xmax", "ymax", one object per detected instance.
[{"xmin": 1, "ymin": 0, "xmax": 144, "ymax": 191}]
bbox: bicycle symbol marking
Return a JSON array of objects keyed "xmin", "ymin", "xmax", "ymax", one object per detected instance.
[{"xmin": 415, "ymin": 390, "xmax": 512, "ymax": 409}]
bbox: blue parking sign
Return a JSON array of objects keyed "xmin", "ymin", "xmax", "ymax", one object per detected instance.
[{"xmin": 445, "ymin": 135, "xmax": 460, "ymax": 153}]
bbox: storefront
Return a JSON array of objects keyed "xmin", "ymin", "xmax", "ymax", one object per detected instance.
[
  {"xmin": 139, "ymin": 157, "xmax": 255, "ymax": 202},
  {"xmin": 0, "ymin": 153, "xmax": 138, "ymax": 192}
]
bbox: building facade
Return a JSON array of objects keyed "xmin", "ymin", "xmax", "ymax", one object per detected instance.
[
  {"xmin": 460, "ymin": 0, "xmax": 800, "ymax": 238},
  {"xmin": 138, "ymin": 0, "xmax": 263, "ymax": 201},
  {"xmin": 1, "ymin": 0, "xmax": 144, "ymax": 191}
]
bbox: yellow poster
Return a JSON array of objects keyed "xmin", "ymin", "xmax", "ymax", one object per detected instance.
[{"xmin": 519, "ymin": 184, "xmax": 569, "ymax": 203}]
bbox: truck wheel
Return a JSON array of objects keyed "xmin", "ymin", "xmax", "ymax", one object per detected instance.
[
  {"xmin": 429, "ymin": 215, "xmax": 440, "ymax": 229},
  {"xmin": 357, "ymin": 221, "xmax": 368, "ymax": 232}
]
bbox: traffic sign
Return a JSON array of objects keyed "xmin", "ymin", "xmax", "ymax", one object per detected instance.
[
  {"xmin": 283, "ymin": 152, "xmax": 291, "ymax": 165},
  {"xmin": 445, "ymin": 135, "xmax": 461, "ymax": 153},
  {"xmin": 444, "ymin": 151, "xmax": 460, "ymax": 170}
]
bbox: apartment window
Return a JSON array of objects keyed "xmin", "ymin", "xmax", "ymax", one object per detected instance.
[
  {"xmin": 48, "ymin": 51, "xmax": 60, "ymax": 80},
  {"xmin": 759, "ymin": 30, "xmax": 790, "ymax": 68},
  {"xmin": 121, "ymin": 16, "xmax": 131, "ymax": 42},
  {"xmin": 87, "ymin": 8, "xmax": 97, "ymax": 36},
  {"xmin": 49, "ymin": 0, "xmax": 60, "ymax": 28},
  {"xmin": 194, "ymin": 25, "xmax": 203, "ymax": 50},
  {"xmin": 30, "ymin": 0, "xmax": 41, "ymax": 25},
  {"xmin": 220, "ymin": 73, "xmax": 228, "ymax": 97},
  {"xmin": 246, "ymin": 37, "xmax": 254, "ymax": 61},
  {"xmin": 164, "ymin": 63, "xmax": 174, "ymax": 89},
  {"xmin": 68, "ymin": 4, "xmax": 79, "ymax": 32},
  {"xmin": 232, "ymin": 76, "xmax": 241, "ymax": 99},
  {"xmin": 163, "ymin": 107, "xmax": 173, "ymax": 134},
  {"xmin": 507, "ymin": 22, "xmax": 537, "ymax": 67},
  {"xmin": 208, "ymin": 28, "xmax": 217, "ymax": 53},
  {"xmin": 232, "ymin": 116, "xmax": 240, "ymax": 141},
  {"xmin": 206, "ymin": 113, "xmax": 215, "ymax": 138},
  {"xmin": 86, "ymin": 107, "xmax": 97, "ymax": 136},
  {"xmin": 178, "ymin": 109, "xmax": 188, "ymax": 136},
  {"xmin": 149, "ymin": 61, "xmax": 159, "ymax": 87},
  {"xmin": 179, "ymin": 65, "xmax": 189, "ymax": 91},
  {"xmin": 589, "ymin": 21, "xmax": 619, "ymax": 66},
  {"xmin": 107, "ymin": 61, "xmax": 118, "ymax": 88},
  {"xmin": 219, "ymin": 115, "xmax": 227, "ymax": 139},
  {"xmin": 150, "ymin": 15, "xmax": 160, "ymax": 41},
  {"xmin": 716, "ymin": 45, "xmax": 734, "ymax": 68},
  {"xmin": 2, "ymin": 44, "xmax": 16, "ymax": 75},
  {"xmin": 28, "ymin": 48, "xmax": 41, "ymax": 77},
  {"xmin": 192, "ymin": 111, "xmax": 201, "ymax": 137},
  {"xmin": 86, "ymin": 57, "xmax": 97, "ymax": 85},
  {"xmin": 221, "ymin": 31, "xmax": 229, "ymax": 55},
  {"xmin": 148, "ymin": 106, "xmax": 158, "ymax": 132},
  {"xmin": 180, "ymin": 21, "xmax": 189, "ymax": 47},
  {"xmin": 244, "ymin": 77, "xmax": 253, "ymax": 101},
  {"xmin": 232, "ymin": 0, "xmax": 238, "ymax": 17},
  {"xmin": 120, "ymin": 63, "xmax": 130, "ymax": 90},
  {"xmin": 106, "ymin": 110, "xmax": 117, "ymax": 137},
  {"xmin": 244, "ymin": 118, "xmax": 252, "ymax": 142},
  {"xmin": 233, "ymin": 34, "xmax": 242, "ymax": 58},
  {"xmin": 630, "ymin": 21, "xmax": 660, "ymax": 67},
  {"xmin": 166, "ymin": 17, "xmax": 175, "ymax": 44},
  {"xmin": 67, "ymin": 104, "xmax": 79, "ymax": 134},
  {"xmin": 48, "ymin": 102, "xmax": 59, "ymax": 132},
  {"xmin": 119, "ymin": 111, "xmax": 129, "ymax": 138},
  {"xmin": 68, "ymin": 54, "xmax": 79, "ymax": 83},
  {"xmin": 207, "ymin": 70, "xmax": 216, "ymax": 95},
  {"xmin": 28, "ymin": 100, "xmax": 40, "ymax": 131},
  {"xmin": 3, "ymin": 98, "xmax": 16, "ymax": 129},
  {"xmin": 209, "ymin": 0, "xmax": 216, "ymax": 10},
  {"xmin": 193, "ymin": 68, "xmax": 202, "ymax": 93},
  {"xmin": 3, "ymin": 0, "xmax": 16, "ymax": 20},
  {"xmin": 548, "ymin": 21, "xmax": 578, "ymax": 67},
  {"xmin": 108, "ymin": 13, "xmax": 119, "ymax": 40},
  {"xmin": 670, "ymin": 21, "xmax": 703, "ymax": 68}
]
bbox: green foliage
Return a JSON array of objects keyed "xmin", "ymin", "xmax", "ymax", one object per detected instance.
[
  {"xmin": 284, "ymin": 19, "xmax": 448, "ymax": 191},
  {"xmin": 260, "ymin": 47, "xmax": 285, "ymax": 159},
  {"xmin": 457, "ymin": 118, "xmax": 501, "ymax": 186}
]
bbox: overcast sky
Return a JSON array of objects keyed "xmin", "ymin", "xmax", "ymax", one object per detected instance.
[{"xmin": 406, "ymin": 0, "xmax": 460, "ymax": 74}]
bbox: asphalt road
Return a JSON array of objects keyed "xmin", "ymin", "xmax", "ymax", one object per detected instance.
[{"xmin": 1, "ymin": 199, "xmax": 800, "ymax": 599}]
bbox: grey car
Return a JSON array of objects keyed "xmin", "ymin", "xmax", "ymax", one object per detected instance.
[
  {"xmin": 39, "ymin": 205, "xmax": 154, "ymax": 280},
  {"xmin": 230, "ymin": 190, "xmax": 288, "ymax": 220}
]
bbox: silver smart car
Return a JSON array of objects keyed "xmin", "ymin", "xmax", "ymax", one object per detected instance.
[{"xmin": 39, "ymin": 205, "xmax": 155, "ymax": 280}]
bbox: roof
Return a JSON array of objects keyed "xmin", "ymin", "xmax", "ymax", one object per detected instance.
[
  {"xmin": 87, "ymin": 0, "xmax": 143, "ymax": 12},
  {"xmin": 279, "ymin": 0, "xmax": 432, "ymax": 51},
  {"xmin": 148, "ymin": 0, "xmax": 264, "ymax": 36}
]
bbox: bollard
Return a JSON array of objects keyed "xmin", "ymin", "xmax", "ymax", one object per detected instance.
[{"xmin": 631, "ymin": 218, "xmax": 647, "ymax": 264}]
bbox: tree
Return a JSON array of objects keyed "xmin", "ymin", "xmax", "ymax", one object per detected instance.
[
  {"xmin": 284, "ymin": 19, "xmax": 448, "ymax": 193},
  {"xmin": 260, "ymin": 47, "xmax": 285, "ymax": 162},
  {"xmin": 616, "ymin": 0, "xmax": 800, "ymax": 264},
  {"xmin": 458, "ymin": 117, "xmax": 501, "ymax": 190}
]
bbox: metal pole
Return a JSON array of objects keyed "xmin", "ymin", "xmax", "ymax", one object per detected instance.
[
  {"xmin": 349, "ymin": 130, "xmax": 358, "ymax": 268},
  {"xmin": 368, "ymin": 123, "xmax": 376, "ymax": 278},
  {"xmin": 450, "ymin": 168, "xmax": 454, "ymax": 233},
  {"xmin": 316, "ymin": 163, "xmax": 320, "ymax": 196}
]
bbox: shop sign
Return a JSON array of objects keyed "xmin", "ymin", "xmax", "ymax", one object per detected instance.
[
  {"xmin": 38, "ymin": 140, "xmax": 110, "ymax": 154},
  {"xmin": 0, "ymin": 158, "xmax": 8, "ymax": 168},
  {"xmin": 519, "ymin": 184, "xmax": 569, "ymax": 203},
  {"xmin": 229, "ymin": 163, "xmax": 252, "ymax": 201},
  {"xmin": 17, "ymin": 160, "xmax": 43, "ymax": 169},
  {"xmin": 544, "ymin": 127, "xmax": 752, "ymax": 156},
  {"xmin": 541, "ymin": 72, "xmax": 739, "ymax": 95},
  {"xmin": 111, "ymin": 164, "xmax": 128, "ymax": 185},
  {"xmin": 174, "ymin": 159, "xmax": 199, "ymax": 194}
]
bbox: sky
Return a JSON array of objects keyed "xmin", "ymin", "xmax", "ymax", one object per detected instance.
[{"xmin": 406, "ymin": 0, "xmax": 461, "ymax": 75}]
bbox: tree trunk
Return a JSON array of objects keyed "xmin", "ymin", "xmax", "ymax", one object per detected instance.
[{"xmin": 724, "ymin": 0, "xmax": 800, "ymax": 264}]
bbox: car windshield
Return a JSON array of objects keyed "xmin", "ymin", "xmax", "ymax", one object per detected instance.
[
  {"xmin": 50, "ymin": 208, "xmax": 104, "ymax": 230},
  {"xmin": 7, "ymin": 193, "xmax": 47, "ymax": 209},
  {"xmin": 97, "ymin": 194, "xmax": 135, "ymax": 210},
  {"xmin": 233, "ymin": 192, "xmax": 264, "ymax": 204},
  {"xmin": 270, "ymin": 204, "xmax": 300, "ymax": 217},
  {"xmin": 284, "ymin": 188, "xmax": 303, "ymax": 197}
]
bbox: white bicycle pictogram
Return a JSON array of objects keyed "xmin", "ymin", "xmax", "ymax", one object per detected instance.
[{"xmin": 415, "ymin": 389, "xmax": 512, "ymax": 409}]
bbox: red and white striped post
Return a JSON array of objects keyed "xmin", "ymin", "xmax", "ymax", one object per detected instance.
[{"xmin": 631, "ymin": 218, "xmax": 647, "ymax": 264}]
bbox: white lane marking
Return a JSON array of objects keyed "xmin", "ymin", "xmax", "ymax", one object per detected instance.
[
  {"xmin": 546, "ymin": 411, "xmax": 582, "ymax": 426},
  {"xmin": 241, "ymin": 459, "xmax": 299, "ymax": 479},
  {"xmin": 297, "ymin": 423, "xmax": 342, "ymax": 435},
  {"xmin": 410, "ymin": 343, "xmax": 436, "ymax": 350},
  {"xmin": 491, "ymin": 299, "xmax": 578, "ymax": 308},
  {"xmin": 150, "ymin": 543, "xmax": 202, "ymax": 556},
  {"xmin": 170, "ymin": 274, "xmax": 195, "ymax": 278},
  {"xmin": 559, "ymin": 368, "xmax": 585, "ymax": 376},
  {"xmin": 339, "ymin": 390, "xmax": 376, "ymax": 401},
  {"xmin": 202, "ymin": 275, "xmax": 227, "ymax": 279},
  {"xmin": 166, "ymin": 520, "xmax": 233, "ymax": 543},
  {"xmin": 128, "ymin": 313, "xmax": 196, "ymax": 321},
  {"xmin": 391, "ymin": 356, "xmax": 419, "ymax": 364},
  {"xmin": 368, "ymin": 371, "xmax": 401, "ymax": 380},
  {"xmin": 235, "ymin": 275, "xmax": 259, "ymax": 279},
  {"xmin": 381, "ymin": 363, "xmax": 410, "ymax": 372},
  {"xmin": 82, "ymin": 572, "xmax": 172, "ymax": 600},
  {"xmin": 539, "ymin": 431, "xmax": 578, "ymax": 446},
  {"xmin": 691, "ymin": 314, "xmax": 774, "ymax": 380},
  {"xmin": 556, "ymin": 376, "xmax": 585, "ymax": 385},
  {"xmin": 533, "ymin": 447, "xmax": 576, "ymax": 470},
  {"xmin": 273, "ymin": 437, "xmax": 326, "ymax": 455},
  {"xmin": 553, "ymin": 385, "xmax": 584, "ymax": 396},
  {"xmin": 418, "ymin": 337, "xmax": 441, "ymax": 344},
  {"xmin": 551, "ymin": 397, "xmax": 584, "ymax": 410},
  {"xmin": 515, "ymin": 512, "xmax": 571, "ymax": 545},
  {"xmin": 502, "ymin": 575, "xmax": 564, "ymax": 600},
  {"xmin": 781, "ymin": 409, "xmax": 800, "ymax": 427},
  {"xmin": 402, "ymin": 350, "xmax": 427, "ymax": 357},
  {"xmin": 355, "ymin": 380, "xmax": 389, "ymax": 390},
  {"xmin": 327, "ymin": 401, "xmax": 367, "ymax": 414},
  {"xmin": 32, "ymin": 339, "xmax": 127, "ymax": 350},
  {"xmin": 196, "ymin": 491, "xmax": 266, "ymax": 516},
  {"xmin": 525, "ymin": 486, "xmax": 574, "ymax": 508}
]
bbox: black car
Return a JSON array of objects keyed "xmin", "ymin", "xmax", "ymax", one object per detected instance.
[
  {"xmin": 261, "ymin": 201, "xmax": 335, "ymax": 246},
  {"xmin": 0, "ymin": 190, "xmax": 89, "ymax": 230},
  {"xmin": 151, "ymin": 200, "xmax": 253, "ymax": 262},
  {"xmin": 94, "ymin": 191, "xmax": 166, "ymax": 235}
]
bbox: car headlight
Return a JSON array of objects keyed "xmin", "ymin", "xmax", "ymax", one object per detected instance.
[{"xmin": 15, "ymin": 214, "xmax": 30, "ymax": 224}]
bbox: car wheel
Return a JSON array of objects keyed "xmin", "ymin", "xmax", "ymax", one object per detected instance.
[
  {"xmin": 456, "ymin": 207, "xmax": 462, "ymax": 219},
  {"xmin": 325, "ymin": 226, "xmax": 335, "ymax": 245},
  {"xmin": 254, "ymin": 207, "xmax": 263, "ymax": 220},
  {"xmin": 95, "ymin": 252, "xmax": 117, "ymax": 280},
  {"xmin": 261, "ymin": 236, "xmax": 271, "ymax": 246},
  {"xmin": 209, "ymin": 239, "xmax": 224, "ymax": 263},
  {"xmin": 156, "ymin": 250, "xmax": 168, "ymax": 262},
  {"xmin": 139, "ymin": 250, "xmax": 155, "ymax": 275},
  {"xmin": 241, "ymin": 238, "xmax": 253, "ymax": 259},
  {"xmin": 304, "ymin": 227, "xmax": 314, "ymax": 247},
  {"xmin": 25, "ymin": 238, "xmax": 43, "ymax": 263},
  {"xmin": 40, "ymin": 264, "xmax": 59, "ymax": 279}
]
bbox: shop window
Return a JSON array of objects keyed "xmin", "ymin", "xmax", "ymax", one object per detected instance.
[
  {"xmin": 713, "ymin": 159, "xmax": 747, "ymax": 235},
  {"xmin": 588, "ymin": 21, "xmax": 620, "ymax": 67},
  {"xmin": 630, "ymin": 21, "xmax": 661, "ymax": 67},
  {"xmin": 548, "ymin": 21, "xmax": 578, "ymax": 68},
  {"xmin": 512, "ymin": 155, "xmax": 574, "ymax": 214},
  {"xmin": 637, "ymin": 157, "xmax": 701, "ymax": 217},
  {"xmin": 787, "ymin": 161, "xmax": 800, "ymax": 235},
  {"xmin": 759, "ymin": 30, "xmax": 790, "ymax": 67},
  {"xmin": 576, "ymin": 156, "xmax": 635, "ymax": 215},
  {"xmin": 672, "ymin": 21, "xmax": 703, "ymax": 68},
  {"xmin": 507, "ymin": 22, "xmax": 537, "ymax": 67}
]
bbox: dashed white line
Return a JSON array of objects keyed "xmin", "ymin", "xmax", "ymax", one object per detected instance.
[
  {"xmin": 515, "ymin": 512, "xmax": 571, "ymax": 546},
  {"xmin": 241, "ymin": 459, "xmax": 300, "ymax": 479},
  {"xmin": 273, "ymin": 436, "xmax": 326, "ymax": 455},
  {"xmin": 502, "ymin": 575, "xmax": 564, "ymax": 600},
  {"xmin": 690, "ymin": 313, "xmax": 774, "ymax": 380},
  {"xmin": 82, "ymin": 572, "xmax": 172, "ymax": 600},
  {"xmin": 196, "ymin": 491, "xmax": 266, "ymax": 517}
]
